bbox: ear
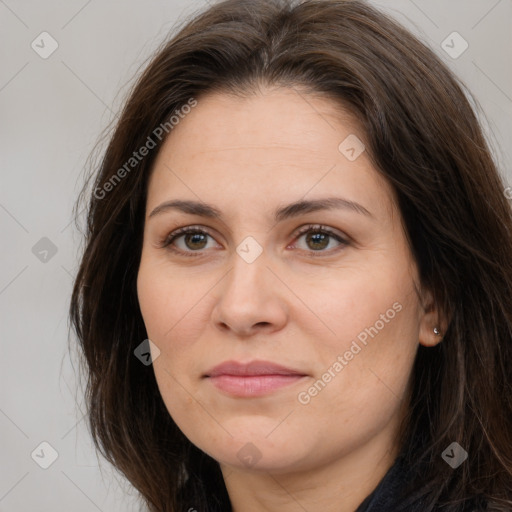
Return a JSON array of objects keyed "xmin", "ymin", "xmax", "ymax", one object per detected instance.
[{"xmin": 418, "ymin": 286, "xmax": 449, "ymax": 347}]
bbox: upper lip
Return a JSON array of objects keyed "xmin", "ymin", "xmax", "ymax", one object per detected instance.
[{"xmin": 204, "ymin": 360, "xmax": 307, "ymax": 378}]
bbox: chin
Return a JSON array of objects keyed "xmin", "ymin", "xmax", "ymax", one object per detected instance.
[
  {"xmin": 213, "ymin": 445, "xmax": 307, "ymax": 474},
  {"xmin": 193, "ymin": 429, "xmax": 312, "ymax": 474}
]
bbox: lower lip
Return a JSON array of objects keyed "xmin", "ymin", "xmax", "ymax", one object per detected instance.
[{"xmin": 207, "ymin": 374, "xmax": 306, "ymax": 397}]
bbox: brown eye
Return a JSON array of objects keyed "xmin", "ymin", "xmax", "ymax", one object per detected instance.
[
  {"xmin": 161, "ymin": 227, "xmax": 219, "ymax": 257},
  {"xmin": 305, "ymin": 231, "xmax": 330, "ymax": 251},
  {"xmin": 292, "ymin": 225, "xmax": 348, "ymax": 256},
  {"xmin": 180, "ymin": 232, "xmax": 209, "ymax": 250}
]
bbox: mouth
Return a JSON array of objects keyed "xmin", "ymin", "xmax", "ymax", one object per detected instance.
[{"xmin": 203, "ymin": 360, "xmax": 308, "ymax": 398}]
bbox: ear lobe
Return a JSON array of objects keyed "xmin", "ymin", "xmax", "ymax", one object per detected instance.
[{"xmin": 418, "ymin": 287, "xmax": 449, "ymax": 347}]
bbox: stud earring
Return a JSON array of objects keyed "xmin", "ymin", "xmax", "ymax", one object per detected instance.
[{"xmin": 433, "ymin": 327, "xmax": 441, "ymax": 336}]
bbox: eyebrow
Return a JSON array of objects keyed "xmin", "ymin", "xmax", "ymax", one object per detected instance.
[{"xmin": 149, "ymin": 196, "xmax": 373, "ymax": 222}]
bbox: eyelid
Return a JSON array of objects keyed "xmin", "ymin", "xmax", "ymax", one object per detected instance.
[{"xmin": 291, "ymin": 224, "xmax": 348, "ymax": 243}]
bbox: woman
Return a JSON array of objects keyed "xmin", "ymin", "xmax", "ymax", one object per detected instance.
[{"xmin": 69, "ymin": 0, "xmax": 512, "ymax": 510}]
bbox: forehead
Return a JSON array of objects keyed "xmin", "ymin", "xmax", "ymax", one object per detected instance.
[
  {"xmin": 161, "ymin": 86, "xmax": 362, "ymax": 155},
  {"xmin": 146, "ymin": 87, "xmax": 396, "ymax": 221}
]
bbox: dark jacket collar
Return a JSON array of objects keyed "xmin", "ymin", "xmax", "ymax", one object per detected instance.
[
  {"xmin": 355, "ymin": 455, "xmax": 419, "ymax": 512},
  {"xmin": 354, "ymin": 455, "xmax": 484, "ymax": 512}
]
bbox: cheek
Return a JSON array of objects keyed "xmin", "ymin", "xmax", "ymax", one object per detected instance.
[
  {"xmin": 136, "ymin": 260, "xmax": 213, "ymax": 392},
  {"xmin": 137, "ymin": 261, "xmax": 164, "ymax": 336},
  {"xmin": 137, "ymin": 264, "xmax": 211, "ymax": 442},
  {"xmin": 291, "ymin": 293, "xmax": 419, "ymax": 460},
  {"xmin": 137, "ymin": 260, "xmax": 204, "ymax": 343},
  {"xmin": 308, "ymin": 265, "xmax": 418, "ymax": 358},
  {"xmin": 301, "ymin": 266, "xmax": 420, "ymax": 418}
]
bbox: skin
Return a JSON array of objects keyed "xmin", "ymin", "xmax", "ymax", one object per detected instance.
[{"xmin": 136, "ymin": 86, "xmax": 444, "ymax": 512}]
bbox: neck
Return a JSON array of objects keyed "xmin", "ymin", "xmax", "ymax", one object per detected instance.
[{"xmin": 220, "ymin": 427, "xmax": 401, "ymax": 512}]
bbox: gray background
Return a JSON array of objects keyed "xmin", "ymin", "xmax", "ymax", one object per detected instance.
[{"xmin": 1, "ymin": 0, "xmax": 511, "ymax": 510}]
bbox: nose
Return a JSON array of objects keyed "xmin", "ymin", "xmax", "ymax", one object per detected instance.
[{"xmin": 211, "ymin": 246, "xmax": 288, "ymax": 338}]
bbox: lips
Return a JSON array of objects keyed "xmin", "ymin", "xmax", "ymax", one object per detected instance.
[
  {"xmin": 203, "ymin": 360, "xmax": 308, "ymax": 397},
  {"xmin": 204, "ymin": 360, "xmax": 306, "ymax": 378}
]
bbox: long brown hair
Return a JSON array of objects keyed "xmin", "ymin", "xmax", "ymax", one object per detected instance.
[{"xmin": 69, "ymin": 0, "xmax": 512, "ymax": 510}]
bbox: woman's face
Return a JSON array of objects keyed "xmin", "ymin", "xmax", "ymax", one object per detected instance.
[{"xmin": 137, "ymin": 87, "xmax": 440, "ymax": 475}]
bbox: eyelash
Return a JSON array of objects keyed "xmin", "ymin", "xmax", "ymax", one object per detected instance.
[{"xmin": 159, "ymin": 224, "xmax": 349, "ymax": 258}]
